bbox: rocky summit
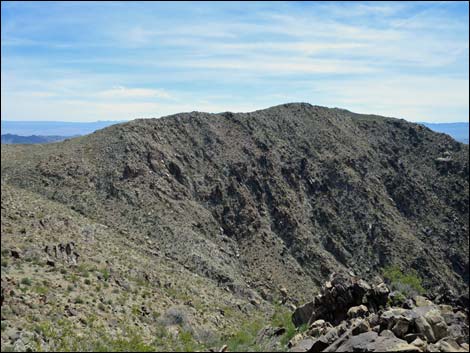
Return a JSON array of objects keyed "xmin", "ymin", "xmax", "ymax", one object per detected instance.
[{"xmin": 1, "ymin": 103, "xmax": 469, "ymax": 351}]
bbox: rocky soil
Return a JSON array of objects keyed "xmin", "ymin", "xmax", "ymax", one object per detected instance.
[{"xmin": 1, "ymin": 103, "xmax": 469, "ymax": 351}]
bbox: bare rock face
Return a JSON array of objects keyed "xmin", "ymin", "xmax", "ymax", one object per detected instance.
[
  {"xmin": 44, "ymin": 242, "xmax": 79, "ymax": 265},
  {"xmin": 292, "ymin": 272, "xmax": 389, "ymax": 326},
  {"xmin": 290, "ymin": 276, "xmax": 469, "ymax": 352}
]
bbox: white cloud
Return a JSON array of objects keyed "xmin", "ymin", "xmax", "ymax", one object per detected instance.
[
  {"xmin": 316, "ymin": 76, "xmax": 469, "ymax": 122},
  {"xmin": 97, "ymin": 86, "xmax": 173, "ymax": 99}
]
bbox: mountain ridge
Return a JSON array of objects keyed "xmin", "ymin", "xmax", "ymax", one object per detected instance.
[
  {"xmin": 1, "ymin": 103, "xmax": 469, "ymax": 351},
  {"xmin": 2, "ymin": 103, "xmax": 468, "ymax": 294}
]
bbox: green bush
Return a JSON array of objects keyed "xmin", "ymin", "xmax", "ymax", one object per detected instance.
[
  {"xmin": 382, "ymin": 265, "xmax": 425, "ymax": 299},
  {"xmin": 21, "ymin": 277, "xmax": 32, "ymax": 286},
  {"xmin": 99, "ymin": 268, "xmax": 110, "ymax": 281},
  {"xmin": 270, "ymin": 304, "xmax": 297, "ymax": 347},
  {"xmin": 34, "ymin": 319, "xmax": 156, "ymax": 352},
  {"xmin": 225, "ymin": 319, "xmax": 264, "ymax": 352}
]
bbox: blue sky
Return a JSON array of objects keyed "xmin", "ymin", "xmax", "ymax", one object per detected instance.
[{"xmin": 1, "ymin": 1, "xmax": 468, "ymax": 122}]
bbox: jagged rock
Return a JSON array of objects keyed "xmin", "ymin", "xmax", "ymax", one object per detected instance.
[
  {"xmin": 309, "ymin": 329, "xmax": 339, "ymax": 352},
  {"xmin": 289, "ymin": 338, "xmax": 315, "ymax": 352},
  {"xmin": 365, "ymin": 283, "xmax": 390, "ymax": 311},
  {"xmin": 404, "ymin": 333, "xmax": 426, "ymax": 343},
  {"xmin": 351, "ymin": 319, "xmax": 370, "ymax": 336},
  {"xmin": 347, "ymin": 305, "xmax": 369, "ymax": 319},
  {"xmin": 292, "ymin": 301, "xmax": 315, "ymax": 327},
  {"xmin": 308, "ymin": 320, "xmax": 333, "ymax": 338},
  {"xmin": 414, "ymin": 296, "xmax": 433, "ymax": 307},
  {"xmin": 410, "ymin": 337, "xmax": 426, "ymax": 350},
  {"xmin": 415, "ymin": 316, "xmax": 436, "ymax": 343},
  {"xmin": 435, "ymin": 337, "xmax": 468, "ymax": 352},
  {"xmin": 44, "ymin": 242, "xmax": 79, "ymax": 265},
  {"xmin": 423, "ymin": 308, "xmax": 448, "ymax": 341},
  {"xmin": 392, "ymin": 318, "xmax": 411, "ymax": 338},
  {"xmin": 287, "ymin": 333, "xmax": 304, "ymax": 349},
  {"xmin": 293, "ymin": 273, "xmax": 389, "ymax": 327},
  {"xmin": 290, "ymin": 276, "xmax": 469, "ymax": 353}
]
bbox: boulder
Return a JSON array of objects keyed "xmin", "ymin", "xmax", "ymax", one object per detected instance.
[
  {"xmin": 336, "ymin": 331, "xmax": 378, "ymax": 352},
  {"xmin": 410, "ymin": 337, "xmax": 426, "ymax": 350},
  {"xmin": 351, "ymin": 319, "xmax": 370, "ymax": 336},
  {"xmin": 308, "ymin": 319, "xmax": 332, "ymax": 338},
  {"xmin": 435, "ymin": 337, "xmax": 468, "ymax": 352},
  {"xmin": 287, "ymin": 333, "xmax": 304, "ymax": 349},
  {"xmin": 423, "ymin": 308, "xmax": 448, "ymax": 341},
  {"xmin": 414, "ymin": 296, "xmax": 433, "ymax": 307},
  {"xmin": 292, "ymin": 301, "xmax": 315, "ymax": 327},
  {"xmin": 289, "ymin": 338, "xmax": 315, "ymax": 352},
  {"xmin": 415, "ymin": 316, "xmax": 436, "ymax": 343},
  {"xmin": 392, "ymin": 318, "xmax": 411, "ymax": 338},
  {"xmin": 347, "ymin": 305, "xmax": 369, "ymax": 319}
]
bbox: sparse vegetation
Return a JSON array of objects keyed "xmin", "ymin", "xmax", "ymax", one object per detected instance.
[
  {"xmin": 382, "ymin": 265, "xmax": 426, "ymax": 300},
  {"xmin": 21, "ymin": 277, "xmax": 32, "ymax": 286}
]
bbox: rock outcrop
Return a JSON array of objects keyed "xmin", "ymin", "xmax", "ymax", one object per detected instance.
[{"xmin": 289, "ymin": 274, "xmax": 469, "ymax": 352}]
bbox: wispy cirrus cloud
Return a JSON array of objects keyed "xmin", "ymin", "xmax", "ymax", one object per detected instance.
[
  {"xmin": 1, "ymin": 1, "xmax": 468, "ymax": 122},
  {"xmin": 96, "ymin": 86, "xmax": 173, "ymax": 100}
]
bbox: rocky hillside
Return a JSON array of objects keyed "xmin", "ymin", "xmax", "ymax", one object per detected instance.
[{"xmin": 1, "ymin": 103, "xmax": 469, "ymax": 351}]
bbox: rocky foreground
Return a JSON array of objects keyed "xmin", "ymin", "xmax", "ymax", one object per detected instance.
[{"xmin": 285, "ymin": 273, "xmax": 469, "ymax": 352}]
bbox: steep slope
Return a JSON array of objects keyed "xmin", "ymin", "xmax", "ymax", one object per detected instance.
[
  {"xmin": 2, "ymin": 103, "xmax": 469, "ymax": 305},
  {"xmin": 1, "ymin": 183, "xmax": 279, "ymax": 351}
]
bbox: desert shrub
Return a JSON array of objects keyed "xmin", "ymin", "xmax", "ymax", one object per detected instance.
[
  {"xmin": 99, "ymin": 268, "xmax": 110, "ymax": 281},
  {"xmin": 21, "ymin": 277, "xmax": 32, "ymax": 286},
  {"xmin": 225, "ymin": 318, "xmax": 264, "ymax": 352},
  {"xmin": 32, "ymin": 285, "xmax": 49, "ymax": 295},
  {"xmin": 270, "ymin": 304, "xmax": 297, "ymax": 346},
  {"xmin": 177, "ymin": 330, "xmax": 204, "ymax": 352},
  {"xmin": 159, "ymin": 306, "xmax": 193, "ymax": 333},
  {"xmin": 382, "ymin": 265, "xmax": 425, "ymax": 299}
]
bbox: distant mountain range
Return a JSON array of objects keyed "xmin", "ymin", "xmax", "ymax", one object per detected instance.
[
  {"xmin": 1, "ymin": 119, "xmax": 468, "ymax": 144},
  {"xmin": 1, "ymin": 134, "xmax": 72, "ymax": 144},
  {"xmin": 420, "ymin": 122, "xmax": 469, "ymax": 144},
  {"xmin": 1, "ymin": 120, "xmax": 123, "ymax": 136}
]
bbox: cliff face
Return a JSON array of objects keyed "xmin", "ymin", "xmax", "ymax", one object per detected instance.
[{"xmin": 2, "ymin": 103, "xmax": 469, "ymax": 301}]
